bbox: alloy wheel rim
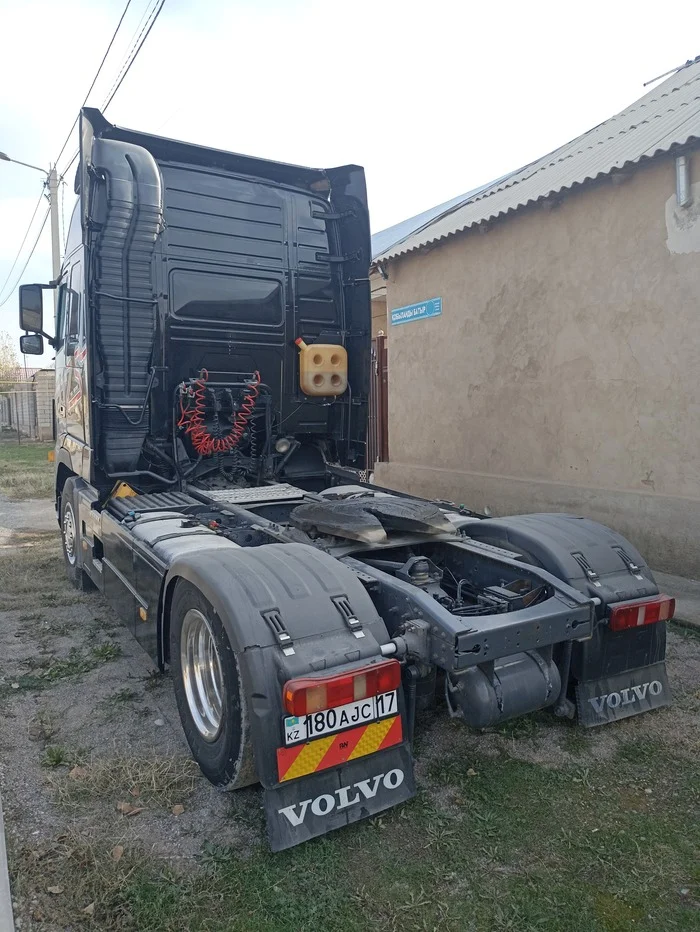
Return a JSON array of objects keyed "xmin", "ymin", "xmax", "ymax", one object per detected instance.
[
  {"xmin": 180, "ymin": 608, "xmax": 224, "ymax": 741},
  {"xmin": 63, "ymin": 503, "xmax": 77, "ymax": 566}
]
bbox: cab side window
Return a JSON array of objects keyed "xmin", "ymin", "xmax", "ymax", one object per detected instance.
[
  {"xmin": 59, "ymin": 262, "xmax": 83, "ymax": 357},
  {"xmin": 66, "ymin": 280, "xmax": 80, "ymax": 355},
  {"xmin": 55, "ymin": 282, "xmax": 68, "ymax": 352}
]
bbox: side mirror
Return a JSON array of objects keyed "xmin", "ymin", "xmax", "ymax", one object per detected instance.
[
  {"xmin": 19, "ymin": 333, "xmax": 44, "ymax": 356},
  {"xmin": 19, "ymin": 284, "xmax": 44, "ymax": 333}
]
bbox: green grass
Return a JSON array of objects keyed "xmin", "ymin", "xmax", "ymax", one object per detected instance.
[
  {"xmin": 0, "ymin": 531, "xmax": 65, "ymax": 610},
  {"xmin": 10, "ymin": 734, "xmax": 699, "ymax": 932},
  {"xmin": 108, "ymin": 686, "xmax": 139, "ymax": 704},
  {"xmin": 41, "ymin": 745, "xmax": 74, "ymax": 768},
  {"xmin": 0, "ymin": 529, "xmax": 94, "ymax": 612},
  {"xmin": 26, "ymin": 643, "xmax": 122, "ymax": 681},
  {"xmin": 0, "ymin": 439, "xmax": 54, "ymax": 498},
  {"xmin": 2, "ymin": 471, "xmax": 698, "ymax": 930},
  {"xmin": 0, "ymin": 644, "xmax": 124, "ymax": 701},
  {"xmin": 47, "ymin": 754, "xmax": 198, "ymax": 808}
]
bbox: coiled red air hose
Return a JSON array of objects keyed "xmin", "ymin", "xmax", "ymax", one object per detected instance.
[{"xmin": 177, "ymin": 369, "xmax": 261, "ymax": 456}]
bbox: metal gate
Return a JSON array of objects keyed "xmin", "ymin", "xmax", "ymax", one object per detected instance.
[{"xmin": 367, "ymin": 334, "xmax": 388, "ymax": 468}]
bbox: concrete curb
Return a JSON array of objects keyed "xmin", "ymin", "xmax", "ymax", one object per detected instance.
[
  {"xmin": 653, "ymin": 571, "xmax": 700, "ymax": 632},
  {"xmin": 0, "ymin": 789, "xmax": 15, "ymax": 932}
]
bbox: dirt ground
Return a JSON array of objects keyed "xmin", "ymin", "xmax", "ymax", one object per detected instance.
[
  {"xmin": 1, "ymin": 489, "xmax": 698, "ymax": 932},
  {"xmin": 0, "ymin": 497, "xmax": 260, "ymax": 927}
]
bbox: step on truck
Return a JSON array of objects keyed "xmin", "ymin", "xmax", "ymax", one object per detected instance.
[{"xmin": 18, "ymin": 108, "xmax": 675, "ymax": 850}]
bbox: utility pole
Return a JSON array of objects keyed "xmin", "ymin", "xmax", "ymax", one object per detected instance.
[
  {"xmin": 0, "ymin": 152, "xmax": 62, "ymax": 310},
  {"xmin": 47, "ymin": 165, "xmax": 61, "ymax": 311}
]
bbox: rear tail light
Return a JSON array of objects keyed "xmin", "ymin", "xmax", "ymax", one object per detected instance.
[
  {"xmin": 283, "ymin": 659, "xmax": 401, "ymax": 716},
  {"xmin": 608, "ymin": 594, "xmax": 675, "ymax": 632}
]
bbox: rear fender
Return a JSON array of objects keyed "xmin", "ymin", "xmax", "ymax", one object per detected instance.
[
  {"xmin": 161, "ymin": 542, "xmax": 416, "ymax": 848},
  {"xmin": 463, "ymin": 514, "xmax": 670, "ymax": 718},
  {"xmin": 160, "ymin": 543, "xmax": 401, "ymax": 784}
]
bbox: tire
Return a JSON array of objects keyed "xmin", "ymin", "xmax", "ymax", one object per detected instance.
[
  {"xmin": 169, "ymin": 580, "xmax": 256, "ymax": 790},
  {"xmin": 60, "ymin": 478, "xmax": 93, "ymax": 590}
]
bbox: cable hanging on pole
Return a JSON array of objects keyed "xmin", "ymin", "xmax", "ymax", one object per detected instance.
[
  {"xmin": 54, "ymin": 0, "xmax": 134, "ymax": 169},
  {"xmin": 58, "ymin": 0, "xmax": 167, "ymax": 179},
  {"xmin": 1, "ymin": 0, "xmax": 168, "ymax": 312},
  {"xmin": 0, "ymin": 186, "xmax": 46, "ymax": 304},
  {"xmin": 98, "ymin": 0, "xmax": 160, "ymax": 109},
  {"xmin": 0, "ymin": 208, "xmax": 51, "ymax": 310},
  {"xmin": 101, "ymin": 0, "xmax": 166, "ymax": 113}
]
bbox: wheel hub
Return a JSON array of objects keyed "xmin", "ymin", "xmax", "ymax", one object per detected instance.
[
  {"xmin": 63, "ymin": 503, "xmax": 77, "ymax": 566},
  {"xmin": 181, "ymin": 608, "xmax": 224, "ymax": 741}
]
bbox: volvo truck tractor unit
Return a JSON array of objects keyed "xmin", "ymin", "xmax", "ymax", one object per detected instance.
[{"xmin": 18, "ymin": 109, "xmax": 675, "ymax": 850}]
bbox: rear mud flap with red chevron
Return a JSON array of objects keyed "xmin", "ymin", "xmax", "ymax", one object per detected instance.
[
  {"xmin": 575, "ymin": 661, "xmax": 671, "ymax": 727},
  {"xmin": 265, "ymin": 744, "xmax": 415, "ymax": 851}
]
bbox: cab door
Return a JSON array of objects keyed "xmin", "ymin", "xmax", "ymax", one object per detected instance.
[{"xmin": 55, "ymin": 261, "xmax": 87, "ymax": 468}]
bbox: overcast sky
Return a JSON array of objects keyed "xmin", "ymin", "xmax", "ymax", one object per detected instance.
[{"xmin": 1, "ymin": 0, "xmax": 699, "ymax": 365}]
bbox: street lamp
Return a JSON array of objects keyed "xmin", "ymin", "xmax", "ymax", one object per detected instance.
[
  {"xmin": 0, "ymin": 152, "xmax": 47, "ymax": 175},
  {"xmin": 0, "ymin": 151, "xmax": 62, "ymax": 305}
]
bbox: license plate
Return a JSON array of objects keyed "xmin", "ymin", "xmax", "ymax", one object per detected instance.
[{"xmin": 283, "ymin": 691, "xmax": 398, "ymax": 745}]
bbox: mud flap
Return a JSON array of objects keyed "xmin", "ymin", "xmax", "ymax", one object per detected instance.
[
  {"xmin": 265, "ymin": 744, "xmax": 415, "ymax": 851},
  {"xmin": 576, "ymin": 661, "xmax": 671, "ymax": 727}
]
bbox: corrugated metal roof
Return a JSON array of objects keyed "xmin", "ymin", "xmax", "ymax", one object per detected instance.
[
  {"xmin": 374, "ymin": 57, "xmax": 700, "ymax": 263},
  {"xmin": 371, "ymin": 185, "xmax": 489, "ymax": 259}
]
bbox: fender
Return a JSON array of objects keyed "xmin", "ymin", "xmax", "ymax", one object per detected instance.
[
  {"xmin": 463, "ymin": 513, "xmax": 658, "ymax": 605},
  {"xmin": 464, "ymin": 513, "xmax": 667, "ymax": 687},
  {"xmin": 159, "ymin": 542, "xmax": 392, "ymax": 789},
  {"xmin": 54, "ymin": 446, "xmax": 77, "ymax": 503}
]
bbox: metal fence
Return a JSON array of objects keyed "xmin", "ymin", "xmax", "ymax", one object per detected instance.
[{"xmin": 0, "ymin": 388, "xmax": 56, "ymax": 442}]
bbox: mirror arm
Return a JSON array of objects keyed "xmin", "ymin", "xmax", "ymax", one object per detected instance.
[{"xmin": 24, "ymin": 327, "xmax": 59, "ymax": 349}]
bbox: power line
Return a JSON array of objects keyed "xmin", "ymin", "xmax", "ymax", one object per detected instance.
[
  {"xmin": 60, "ymin": 178, "xmax": 67, "ymax": 249},
  {"xmin": 61, "ymin": 149, "xmax": 80, "ymax": 180},
  {"xmin": 0, "ymin": 207, "xmax": 51, "ymax": 310},
  {"xmin": 101, "ymin": 0, "xmax": 166, "ymax": 113},
  {"xmin": 54, "ymin": 0, "xmax": 134, "ymax": 168},
  {"xmin": 58, "ymin": 0, "xmax": 167, "ymax": 180},
  {"xmin": 0, "ymin": 186, "xmax": 46, "ymax": 303},
  {"xmin": 0, "ymin": 0, "xmax": 167, "ymax": 313},
  {"xmin": 98, "ymin": 0, "xmax": 160, "ymax": 112},
  {"xmin": 0, "ymin": 0, "xmax": 135, "ymax": 312},
  {"xmin": 101, "ymin": 0, "xmax": 160, "ymax": 101}
]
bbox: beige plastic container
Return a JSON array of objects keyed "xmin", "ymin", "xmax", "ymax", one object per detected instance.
[{"xmin": 295, "ymin": 338, "xmax": 348, "ymax": 396}]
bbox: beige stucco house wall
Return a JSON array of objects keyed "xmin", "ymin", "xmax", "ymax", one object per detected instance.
[{"xmin": 374, "ymin": 151, "xmax": 700, "ymax": 576}]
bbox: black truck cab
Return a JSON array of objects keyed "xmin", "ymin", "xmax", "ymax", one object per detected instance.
[{"xmin": 23, "ymin": 108, "xmax": 370, "ymax": 498}]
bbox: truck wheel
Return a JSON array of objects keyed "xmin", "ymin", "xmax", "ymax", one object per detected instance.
[
  {"xmin": 170, "ymin": 581, "xmax": 256, "ymax": 790},
  {"xmin": 60, "ymin": 478, "xmax": 93, "ymax": 591}
]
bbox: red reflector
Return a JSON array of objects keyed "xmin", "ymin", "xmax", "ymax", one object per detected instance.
[
  {"xmin": 283, "ymin": 659, "xmax": 401, "ymax": 716},
  {"xmin": 608, "ymin": 594, "xmax": 675, "ymax": 632}
]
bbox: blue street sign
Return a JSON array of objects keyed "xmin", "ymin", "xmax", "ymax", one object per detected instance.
[{"xmin": 390, "ymin": 297, "xmax": 442, "ymax": 326}]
